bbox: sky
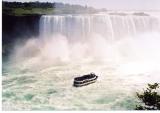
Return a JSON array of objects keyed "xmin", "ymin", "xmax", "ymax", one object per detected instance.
[{"xmin": 4, "ymin": 0, "xmax": 160, "ymax": 10}]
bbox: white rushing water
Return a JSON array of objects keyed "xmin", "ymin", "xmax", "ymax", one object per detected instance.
[
  {"xmin": 2, "ymin": 12, "xmax": 160, "ymax": 110},
  {"xmin": 40, "ymin": 14, "xmax": 160, "ymax": 41}
]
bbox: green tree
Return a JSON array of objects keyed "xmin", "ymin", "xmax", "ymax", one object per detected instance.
[{"xmin": 135, "ymin": 83, "xmax": 160, "ymax": 110}]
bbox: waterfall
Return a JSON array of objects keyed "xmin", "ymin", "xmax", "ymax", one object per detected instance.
[
  {"xmin": 39, "ymin": 14, "xmax": 160, "ymax": 41},
  {"xmin": 9, "ymin": 12, "xmax": 160, "ymax": 69},
  {"xmin": 3, "ymin": 12, "xmax": 160, "ymax": 110}
]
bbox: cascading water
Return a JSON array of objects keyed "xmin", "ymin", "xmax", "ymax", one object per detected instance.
[
  {"xmin": 3, "ymin": 12, "xmax": 160, "ymax": 110},
  {"xmin": 39, "ymin": 14, "xmax": 160, "ymax": 41}
]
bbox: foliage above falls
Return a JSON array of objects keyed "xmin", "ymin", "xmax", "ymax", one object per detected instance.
[{"xmin": 2, "ymin": 1, "xmax": 99, "ymax": 16}]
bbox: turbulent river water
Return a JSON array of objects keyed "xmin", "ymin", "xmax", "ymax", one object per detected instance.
[{"xmin": 2, "ymin": 12, "xmax": 160, "ymax": 110}]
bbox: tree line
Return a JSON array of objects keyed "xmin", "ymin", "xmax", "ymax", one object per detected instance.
[
  {"xmin": 2, "ymin": 1, "xmax": 96, "ymax": 11},
  {"xmin": 2, "ymin": 1, "xmax": 98, "ymax": 15},
  {"xmin": 3, "ymin": 1, "xmax": 54, "ymax": 9}
]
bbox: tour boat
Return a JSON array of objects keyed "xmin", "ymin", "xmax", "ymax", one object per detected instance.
[{"xmin": 73, "ymin": 73, "xmax": 98, "ymax": 87}]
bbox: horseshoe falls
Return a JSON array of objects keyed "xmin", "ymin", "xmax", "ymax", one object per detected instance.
[
  {"xmin": 3, "ymin": 13, "xmax": 160, "ymax": 110},
  {"xmin": 40, "ymin": 14, "xmax": 160, "ymax": 41}
]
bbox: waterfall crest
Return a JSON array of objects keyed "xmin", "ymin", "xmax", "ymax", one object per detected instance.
[{"xmin": 39, "ymin": 14, "xmax": 160, "ymax": 41}]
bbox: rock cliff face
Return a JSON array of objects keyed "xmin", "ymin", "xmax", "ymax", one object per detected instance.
[{"xmin": 2, "ymin": 14, "xmax": 41, "ymax": 56}]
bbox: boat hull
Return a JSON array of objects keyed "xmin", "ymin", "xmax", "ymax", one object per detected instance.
[{"xmin": 73, "ymin": 75, "xmax": 98, "ymax": 87}]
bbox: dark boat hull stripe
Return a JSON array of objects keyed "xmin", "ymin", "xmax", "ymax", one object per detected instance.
[{"xmin": 73, "ymin": 79, "xmax": 97, "ymax": 87}]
